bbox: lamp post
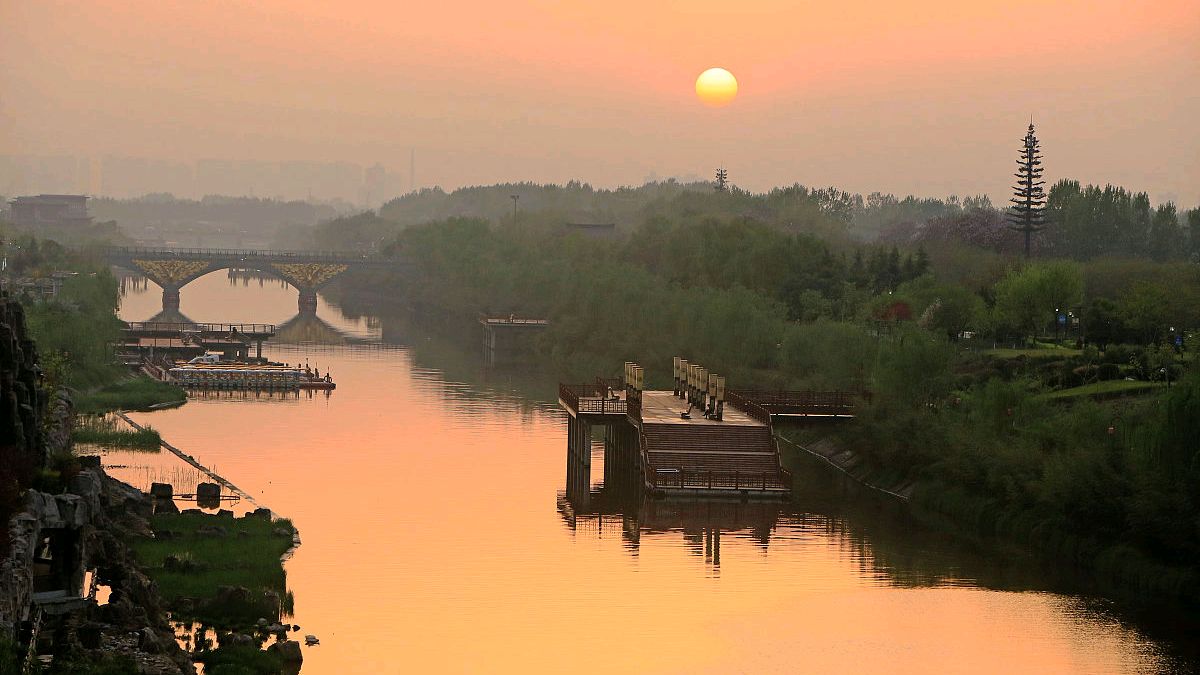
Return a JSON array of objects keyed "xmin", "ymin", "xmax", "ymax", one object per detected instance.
[{"xmin": 510, "ymin": 194, "xmax": 519, "ymax": 223}]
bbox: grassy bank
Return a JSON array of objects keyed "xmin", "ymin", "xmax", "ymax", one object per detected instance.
[
  {"xmin": 71, "ymin": 415, "xmax": 162, "ymax": 450},
  {"xmin": 75, "ymin": 377, "xmax": 186, "ymax": 414},
  {"xmin": 130, "ymin": 512, "xmax": 296, "ymax": 627}
]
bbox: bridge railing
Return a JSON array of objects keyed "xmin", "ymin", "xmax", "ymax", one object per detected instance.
[
  {"xmin": 125, "ymin": 322, "xmax": 277, "ymax": 335},
  {"xmin": 99, "ymin": 246, "xmax": 382, "ymax": 264}
]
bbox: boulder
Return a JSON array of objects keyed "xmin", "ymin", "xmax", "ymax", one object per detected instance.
[
  {"xmin": 149, "ymin": 483, "xmax": 173, "ymax": 499},
  {"xmin": 139, "ymin": 626, "xmax": 162, "ymax": 653},
  {"xmin": 268, "ymin": 639, "xmax": 304, "ymax": 664},
  {"xmin": 230, "ymin": 632, "xmax": 255, "ymax": 648},
  {"xmin": 196, "ymin": 483, "xmax": 220, "ymax": 500}
]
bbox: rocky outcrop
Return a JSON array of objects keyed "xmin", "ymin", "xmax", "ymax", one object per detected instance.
[{"xmin": 0, "ymin": 296, "xmax": 49, "ymax": 485}]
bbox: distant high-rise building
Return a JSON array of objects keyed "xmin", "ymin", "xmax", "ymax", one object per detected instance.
[
  {"xmin": 9, "ymin": 194, "xmax": 93, "ymax": 229},
  {"xmin": 363, "ymin": 163, "xmax": 387, "ymax": 207}
]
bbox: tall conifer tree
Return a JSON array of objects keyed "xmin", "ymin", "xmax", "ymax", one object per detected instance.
[{"xmin": 1009, "ymin": 122, "xmax": 1046, "ymax": 256}]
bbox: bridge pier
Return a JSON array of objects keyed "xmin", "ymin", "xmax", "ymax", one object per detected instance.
[
  {"xmin": 162, "ymin": 286, "xmax": 181, "ymax": 312},
  {"xmin": 298, "ymin": 289, "xmax": 318, "ymax": 314}
]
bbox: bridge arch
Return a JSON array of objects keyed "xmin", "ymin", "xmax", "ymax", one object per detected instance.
[{"xmin": 103, "ymin": 247, "xmax": 387, "ymax": 314}]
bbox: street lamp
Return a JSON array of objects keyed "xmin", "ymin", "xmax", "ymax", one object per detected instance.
[{"xmin": 510, "ymin": 194, "xmax": 519, "ymax": 222}]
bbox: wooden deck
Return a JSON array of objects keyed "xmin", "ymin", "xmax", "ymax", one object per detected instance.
[
  {"xmin": 559, "ymin": 384, "xmax": 792, "ymax": 497},
  {"xmin": 638, "ymin": 391, "xmax": 789, "ymax": 494},
  {"xmin": 638, "ymin": 390, "xmax": 760, "ymax": 426}
]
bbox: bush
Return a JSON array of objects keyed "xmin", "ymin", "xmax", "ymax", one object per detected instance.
[
  {"xmin": 195, "ymin": 645, "xmax": 284, "ymax": 675},
  {"xmin": 1096, "ymin": 363, "xmax": 1121, "ymax": 381}
]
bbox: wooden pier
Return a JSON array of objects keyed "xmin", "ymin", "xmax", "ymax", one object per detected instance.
[
  {"xmin": 559, "ymin": 359, "xmax": 863, "ymax": 502},
  {"xmin": 118, "ymin": 322, "xmax": 276, "ymax": 361},
  {"xmin": 480, "ymin": 315, "xmax": 548, "ymax": 366}
]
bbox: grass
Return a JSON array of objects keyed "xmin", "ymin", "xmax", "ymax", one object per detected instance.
[
  {"xmin": 985, "ymin": 344, "xmax": 1083, "ymax": 359},
  {"xmin": 75, "ymin": 376, "xmax": 186, "ymax": 414},
  {"xmin": 130, "ymin": 512, "xmax": 296, "ymax": 627},
  {"xmin": 195, "ymin": 645, "xmax": 284, "ymax": 675},
  {"xmin": 1039, "ymin": 379, "xmax": 1161, "ymax": 402},
  {"xmin": 72, "ymin": 415, "xmax": 162, "ymax": 450}
]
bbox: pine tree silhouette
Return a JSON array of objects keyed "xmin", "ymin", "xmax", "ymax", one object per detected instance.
[{"xmin": 1009, "ymin": 121, "xmax": 1046, "ymax": 256}]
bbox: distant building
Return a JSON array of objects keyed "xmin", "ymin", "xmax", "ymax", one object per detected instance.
[{"xmin": 8, "ymin": 194, "xmax": 93, "ymax": 229}]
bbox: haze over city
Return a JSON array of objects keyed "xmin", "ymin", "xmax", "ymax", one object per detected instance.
[{"xmin": 2, "ymin": 0, "xmax": 1198, "ymax": 204}]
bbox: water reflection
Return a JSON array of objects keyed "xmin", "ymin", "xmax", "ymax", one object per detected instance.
[{"xmin": 109, "ymin": 271, "xmax": 1197, "ymax": 674}]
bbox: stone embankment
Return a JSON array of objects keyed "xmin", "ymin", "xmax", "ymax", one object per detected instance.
[
  {"xmin": 778, "ymin": 433, "xmax": 915, "ymax": 501},
  {"xmin": 1, "ymin": 462, "xmax": 196, "ymax": 673}
]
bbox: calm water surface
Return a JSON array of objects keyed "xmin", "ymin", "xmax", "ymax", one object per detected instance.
[{"xmin": 109, "ymin": 272, "xmax": 1188, "ymax": 674}]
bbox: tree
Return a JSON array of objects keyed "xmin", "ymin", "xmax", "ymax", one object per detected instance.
[
  {"xmin": 993, "ymin": 261, "xmax": 1083, "ymax": 344},
  {"xmin": 714, "ymin": 167, "xmax": 728, "ymax": 192},
  {"xmin": 1119, "ymin": 281, "xmax": 1171, "ymax": 345},
  {"xmin": 1147, "ymin": 203, "xmax": 1183, "ymax": 262},
  {"xmin": 1009, "ymin": 122, "xmax": 1046, "ymax": 256},
  {"xmin": 1188, "ymin": 208, "xmax": 1200, "ymax": 262}
]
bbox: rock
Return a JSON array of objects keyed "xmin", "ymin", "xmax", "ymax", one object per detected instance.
[
  {"xmin": 216, "ymin": 509, "xmax": 234, "ymax": 519},
  {"xmin": 139, "ymin": 626, "xmax": 162, "ymax": 653},
  {"xmin": 272, "ymin": 527, "xmax": 292, "ymax": 537},
  {"xmin": 78, "ymin": 622, "xmax": 102, "ymax": 649},
  {"xmin": 256, "ymin": 618, "xmax": 269, "ymax": 627},
  {"xmin": 196, "ymin": 483, "xmax": 220, "ymax": 500},
  {"xmin": 196, "ymin": 525, "xmax": 228, "ymax": 538},
  {"xmin": 149, "ymin": 483, "xmax": 173, "ymax": 499},
  {"xmin": 78, "ymin": 455, "xmax": 102, "ymax": 469},
  {"xmin": 230, "ymin": 632, "xmax": 254, "ymax": 648},
  {"xmin": 153, "ymin": 498, "xmax": 178, "ymax": 515},
  {"xmin": 180, "ymin": 509, "xmax": 204, "ymax": 516},
  {"xmin": 245, "ymin": 507, "xmax": 273, "ymax": 520},
  {"xmin": 304, "ymin": 634, "xmax": 319, "ymax": 646},
  {"xmin": 268, "ymin": 639, "xmax": 304, "ymax": 664}
]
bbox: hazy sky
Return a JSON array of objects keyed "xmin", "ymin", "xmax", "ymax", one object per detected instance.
[{"xmin": 2, "ymin": 0, "xmax": 1197, "ymax": 204}]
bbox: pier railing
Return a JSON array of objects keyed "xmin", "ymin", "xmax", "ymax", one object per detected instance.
[
  {"xmin": 559, "ymin": 382, "xmax": 627, "ymax": 416},
  {"xmin": 726, "ymin": 391, "xmax": 772, "ymax": 425},
  {"xmin": 648, "ymin": 468, "xmax": 789, "ymax": 492},
  {"xmin": 728, "ymin": 389, "xmax": 866, "ymax": 417}
]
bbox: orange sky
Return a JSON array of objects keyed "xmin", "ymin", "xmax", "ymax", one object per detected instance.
[{"xmin": 1, "ymin": 0, "xmax": 1197, "ymax": 203}]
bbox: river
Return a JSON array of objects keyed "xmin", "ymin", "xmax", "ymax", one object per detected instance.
[{"xmin": 106, "ymin": 271, "xmax": 1193, "ymax": 674}]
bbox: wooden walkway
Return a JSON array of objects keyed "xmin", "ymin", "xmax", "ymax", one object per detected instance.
[
  {"xmin": 638, "ymin": 391, "xmax": 788, "ymax": 493},
  {"xmin": 560, "ymin": 376, "xmax": 866, "ymax": 499}
]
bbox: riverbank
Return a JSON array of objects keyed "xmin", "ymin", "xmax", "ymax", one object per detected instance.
[
  {"xmin": 75, "ymin": 376, "xmax": 187, "ymax": 415},
  {"xmin": 778, "ymin": 421, "xmax": 1200, "ymax": 606}
]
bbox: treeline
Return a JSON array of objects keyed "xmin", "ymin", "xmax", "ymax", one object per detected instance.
[
  {"xmin": 331, "ymin": 200, "xmax": 1200, "ymax": 598},
  {"xmin": 310, "ymin": 180, "xmax": 999, "ymax": 250},
  {"xmin": 886, "ymin": 179, "xmax": 1200, "ymax": 262}
]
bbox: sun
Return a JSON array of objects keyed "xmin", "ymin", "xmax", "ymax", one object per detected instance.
[{"xmin": 695, "ymin": 68, "xmax": 738, "ymax": 107}]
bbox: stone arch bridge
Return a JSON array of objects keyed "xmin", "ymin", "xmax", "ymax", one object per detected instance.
[{"xmin": 102, "ymin": 247, "xmax": 393, "ymax": 313}]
